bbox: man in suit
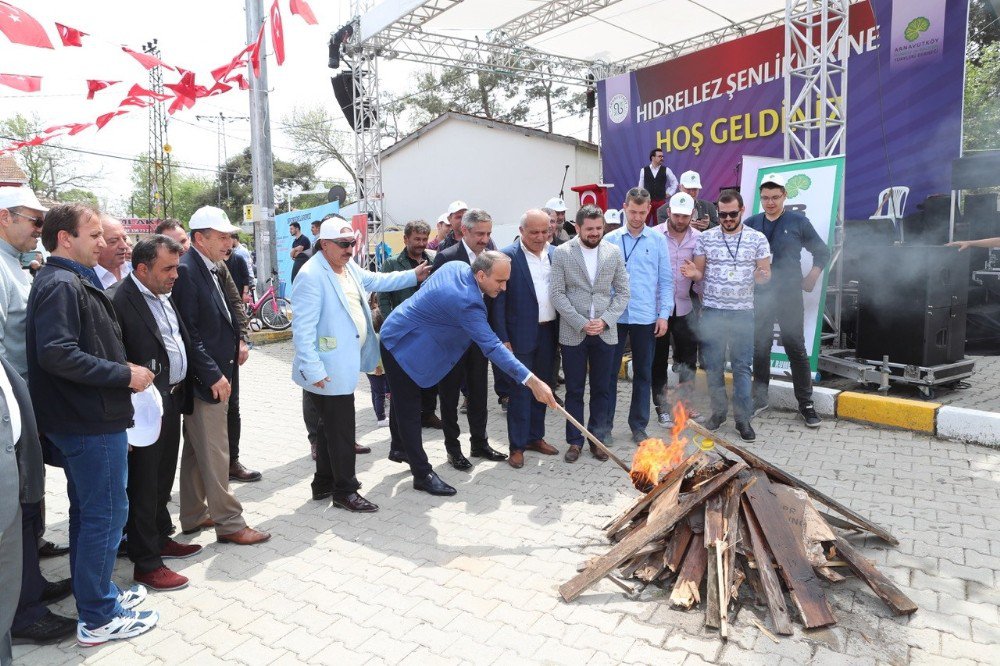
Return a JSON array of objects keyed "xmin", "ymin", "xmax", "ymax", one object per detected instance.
[
  {"xmin": 1, "ymin": 354, "xmax": 45, "ymax": 662},
  {"xmin": 381, "ymin": 253, "xmax": 556, "ymax": 496},
  {"xmin": 432, "ymin": 209, "xmax": 508, "ymax": 469},
  {"xmin": 108, "ymin": 236, "xmax": 202, "ymax": 592},
  {"xmin": 491, "ymin": 210, "xmax": 560, "ymax": 469},
  {"xmin": 292, "ymin": 217, "xmax": 430, "ymax": 511},
  {"xmin": 171, "ymin": 206, "xmax": 269, "ymax": 546},
  {"xmin": 550, "ymin": 204, "xmax": 630, "ymax": 462}
]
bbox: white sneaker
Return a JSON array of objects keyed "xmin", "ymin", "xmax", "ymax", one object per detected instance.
[
  {"xmin": 117, "ymin": 584, "xmax": 147, "ymax": 610},
  {"xmin": 376, "ymin": 418, "xmax": 389, "ymax": 427},
  {"xmin": 77, "ymin": 609, "xmax": 159, "ymax": 647},
  {"xmin": 657, "ymin": 412, "xmax": 673, "ymax": 426}
]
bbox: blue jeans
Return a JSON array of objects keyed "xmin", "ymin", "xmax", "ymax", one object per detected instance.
[
  {"xmin": 700, "ymin": 308, "xmax": 754, "ymax": 424},
  {"xmin": 562, "ymin": 335, "xmax": 615, "ymax": 446},
  {"xmin": 607, "ymin": 323, "xmax": 655, "ymax": 434},
  {"xmin": 47, "ymin": 432, "xmax": 129, "ymax": 628}
]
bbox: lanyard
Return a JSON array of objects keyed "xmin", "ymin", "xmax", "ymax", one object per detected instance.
[
  {"xmin": 722, "ymin": 230, "xmax": 743, "ymax": 266},
  {"xmin": 621, "ymin": 233, "xmax": 643, "ymax": 264}
]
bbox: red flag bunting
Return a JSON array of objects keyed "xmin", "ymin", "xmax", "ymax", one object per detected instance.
[
  {"xmin": 95, "ymin": 109, "xmax": 129, "ymax": 130},
  {"xmin": 86, "ymin": 79, "xmax": 120, "ymax": 100},
  {"xmin": 122, "ymin": 46, "xmax": 175, "ymax": 71},
  {"xmin": 288, "ymin": 0, "xmax": 317, "ymax": 25},
  {"xmin": 0, "ymin": 73, "xmax": 40, "ymax": 92},
  {"xmin": 66, "ymin": 122, "xmax": 92, "ymax": 136},
  {"xmin": 211, "ymin": 43, "xmax": 252, "ymax": 82},
  {"xmin": 0, "ymin": 2, "xmax": 54, "ymax": 48},
  {"xmin": 55, "ymin": 22, "xmax": 86, "ymax": 47},
  {"xmin": 248, "ymin": 22, "xmax": 266, "ymax": 78},
  {"xmin": 119, "ymin": 95, "xmax": 153, "ymax": 108},
  {"xmin": 127, "ymin": 83, "xmax": 171, "ymax": 101},
  {"xmin": 270, "ymin": 0, "xmax": 285, "ymax": 66},
  {"xmin": 227, "ymin": 73, "xmax": 249, "ymax": 90}
]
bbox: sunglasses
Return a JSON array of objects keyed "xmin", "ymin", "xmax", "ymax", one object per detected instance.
[
  {"xmin": 13, "ymin": 211, "xmax": 44, "ymax": 228},
  {"xmin": 332, "ymin": 239, "xmax": 357, "ymax": 249},
  {"xmin": 718, "ymin": 211, "xmax": 741, "ymax": 219}
]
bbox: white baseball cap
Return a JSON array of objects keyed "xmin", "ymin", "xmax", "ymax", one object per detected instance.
[
  {"xmin": 447, "ymin": 200, "xmax": 468, "ymax": 215},
  {"xmin": 761, "ymin": 173, "xmax": 786, "ymax": 188},
  {"xmin": 319, "ymin": 217, "xmax": 354, "ymax": 241},
  {"xmin": 189, "ymin": 206, "xmax": 238, "ymax": 233},
  {"xmin": 437, "ymin": 214, "xmax": 449, "ymax": 225},
  {"xmin": 127, "ymin": 386, "xmax": 163, "ymax": 448},
  {"xmin": 0, "ymin": 186, "xmax": 48, "ymax": 212},
  {"xmin": 545, "ymin": 197, "xmax": 567, "ymax": 212},
  {"xmin": 669, "ymin": 192, "xmax": 695, "ymax": 216},
  {"xmin": 604, "ymin": 209, "xmax": 623, "ymax": 227},
  {"xmin": 679, "ymin": 171, "xmax": 702, "ymax": 189}
]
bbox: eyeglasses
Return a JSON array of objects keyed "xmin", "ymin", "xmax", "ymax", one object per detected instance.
[
  {"xmin": 718, "ymin": 211, "xmax": 741, "ymax": 219},
  {"xmin": 13, "ymin": 211, "xmax": 44, "ymax": 228},
  {"xmin": 760, "ymin": 195, "xmax": 784, "ymax": 203},
  {"xmin": 332, "ymin": 239, "xmax": 357, "ymax": 249}
]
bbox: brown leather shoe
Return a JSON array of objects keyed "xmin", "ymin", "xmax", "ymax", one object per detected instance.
[
  {"xmin": 229, "ymin": 461, "xmax": 262, "ymax": 482},
  {"xmin": 589, "ymin": 444, "xmax": 609, "ymax": 461},
  {"xmin": 354, "ymin": 442, "xmax": 371, "ymax": 455},
  {"xmin": 525, "ymin": 439, "xmax": 558, "ymax": 455},
  {"xmin": 421, "ymin": 413, "xmax": 443, "ymax": 429},
  {"xmin": 217, "ymin": 527, "xmax": 271, "ymax": 545},
  {"xmin": 564, "ymin": 445, "xmax": 581, "ymax": 463},
  {"xmin": 181, "ymin": 518, "xmax": 214, "ymax": 535},
  {"xmin": 508, "ymin": 450, "xmax": 524, "ymax": 469}
]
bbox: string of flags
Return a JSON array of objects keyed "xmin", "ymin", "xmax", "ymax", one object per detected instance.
[{"xmin": 0, "ymin": 0, "xmax": 319, "ymax": 155}]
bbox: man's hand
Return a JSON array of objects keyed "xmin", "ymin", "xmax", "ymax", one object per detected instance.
[
  {"xmin": 238, "ymin": 340, "xmax": 250, "ymax": 365},
  {"xmin": 654, "ymin": 318, "xmax": 669, "ymax": 337},
  {"xmin": 526, "ymin": 375, "xmax": 557, "ymax": 408},
  {"xmin": 584, "ymin": 319, "xmax": 606, "ymax": 336},
  {"xmin": 679, "ymin": 259, "xmax": 700, "ymax": 280},
  {"xmin": 414, "ymin": 261, "xmax": 432, "ymax": 282},
  {"xmin": 313, "ymin": 377, "xmax": 331, "ymax": 389},
  {"xmin": 691, "ymin": 217, "xmax": 709, "ymax": 231},
  {"xmin": 502, "ymin": 342, "xmax": 513, "ymax": 352},
  {"xmin": 128, "ymin": 363, "xmax": 155, "ymax": 392},
  {"xmin": 754, "ymin": 266, "xmax": 771, "ymax": 284},
  {"xmin": 210, "ymin": 376, "xmax": 232, "ymax": 402},
  {"xmin": 801, "ymin": 271, "xmax": 821, "ymax": 293},
  {"xmin": 947, "ymin": 240, "xmax": 972, "ymax": 251}
]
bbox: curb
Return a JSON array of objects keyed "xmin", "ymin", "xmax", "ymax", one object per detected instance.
[{"xmin": 249, "ymin": 329, "xmax": 292, "ymax": 345}]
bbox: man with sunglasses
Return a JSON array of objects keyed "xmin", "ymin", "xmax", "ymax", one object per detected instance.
[{"xmin": 745, "ymin": 174, "xmax": 830, "ymax": 428}]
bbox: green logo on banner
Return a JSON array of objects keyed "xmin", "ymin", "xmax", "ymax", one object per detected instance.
[
  {"xmin": 785, "ymin": 174, "xmax": 812, "ymax": 199},
  {"xmin": 905, "ymin": 16, "xmax": 931, "ymax": 42}
]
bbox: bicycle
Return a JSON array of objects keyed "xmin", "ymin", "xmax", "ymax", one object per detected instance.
[{"xmin": 245, "ymin": 275, "xmax": 292, "ymax": 331}]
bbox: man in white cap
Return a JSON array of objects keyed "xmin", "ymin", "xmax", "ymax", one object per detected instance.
[
  {"xmin": 438, "ymin": 200, "xmax": 468, "ymax": 251},
  {"xmin": 545, "ymin": 197, "xmax": 573, "ymax": 239},
  {"xmin": 293, "ymin": 216, "xmax": 431, "ymax": 511},
  {"xmin": 638, "ymin": 148, "xmax": 678, "ymax": 225},
  {"xmin": 658, "ymin": 170, "xmax": 719, "ymax": 231},
  {"xmin": 171, "ymin": 206, "xmax": 270, "ymax": 546},
  {"xmin": 428, "ymin": 213, "xmax": 449, "ymax": 251}
]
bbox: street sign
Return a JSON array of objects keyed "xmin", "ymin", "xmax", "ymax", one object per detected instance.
[{"xmin": 243, "ymin": 204, "xmax": 255, "ymax": 222}]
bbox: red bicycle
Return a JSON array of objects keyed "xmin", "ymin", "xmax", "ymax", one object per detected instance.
[{"xmin": 245, "ymin": 275, "xmax": 292, "ymax": 331}]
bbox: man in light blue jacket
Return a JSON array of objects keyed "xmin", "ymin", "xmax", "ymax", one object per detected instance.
[{"xmin": 292, "ymin": 217, "xmax": 431, "ymax": 513}]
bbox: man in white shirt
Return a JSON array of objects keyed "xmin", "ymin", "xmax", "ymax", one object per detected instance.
[
  {"xmin": 95, "ymin": 215, "xmax": 132, "ymax": 289},
  {"xmin": 638, "ymin": 148, "xmax": 678, "ymax": 225}
]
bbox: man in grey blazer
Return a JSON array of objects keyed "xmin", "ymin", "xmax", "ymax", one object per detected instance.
[{"xmin": 550, "ymin": 205, "xmax": 630, "ymax": 462}]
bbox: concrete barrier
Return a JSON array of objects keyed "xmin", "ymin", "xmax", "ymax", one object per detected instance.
[{"xmin": 936, "ymin": 406, "xmax": 1000, "ymax": 449}]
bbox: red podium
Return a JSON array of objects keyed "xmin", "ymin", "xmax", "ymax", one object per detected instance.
[{"xmin": 570, "ymin": 183, "xmax": 614, "ymax": 212}]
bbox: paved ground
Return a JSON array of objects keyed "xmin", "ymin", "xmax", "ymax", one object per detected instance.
[{"xmin": 16, "ymin": 340, "xmax": 1000, "ymax": 665}]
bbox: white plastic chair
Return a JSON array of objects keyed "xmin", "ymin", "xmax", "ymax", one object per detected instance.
[{"xmin": 870, "ymin": 186, "xmax": 909, "ymax": 240}]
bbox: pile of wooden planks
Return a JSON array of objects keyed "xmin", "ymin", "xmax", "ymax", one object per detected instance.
[{"xmin": 558, "ymin": 432, "xmax": 918, "ymax": 638}]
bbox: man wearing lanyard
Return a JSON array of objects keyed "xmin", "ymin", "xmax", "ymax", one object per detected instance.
[
  {"xmin": 604, "ymin": 188, "xmax": 673, "ymax": 444},
  {"xmin": 680, "ymin": 190, "xmax": 771, "ymax": 442},
  {"xmin": 745, "ymin": 174, "xmax": 830, "ymax": 428}
]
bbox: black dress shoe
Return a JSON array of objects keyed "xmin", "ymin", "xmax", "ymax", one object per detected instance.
[
  {"xmin": 421, "ymin": 413, "xmax": 443, "ymax": 429},
  {"xmin": 447, "ymin": 453, "xmax": 473, "ymax": 471},
  {"xmin": 413, "ymin": 472, "xmax": 457, "ymax": 496},
  {"xmin": 470, "ymin": 444, "xmax": 508, "ymax": 461},
  {"xmin": 229, "ymin": 461, "xmax": 262, "ymax": 482},
  {"xmin": 388, "ymin": 450, "xmax": 409, "ymax": 464},
  {"xmin": 331, "ymin": 492, "xmax": 379, "ymax": 512},
  {"xmin": 312, "ymin": 488, "xmax": 333, "ymax": 501},
  {"xmin": 37, "ymin": 540, "xmax": 70, "ymax": 558},
  {"xmin": 11, "ymin": 612, "xmax": 77, "ymax": 645},
  {"xmin": 354, "ymin": 442, "xmax": 371, "ymax": 455},
  {"xmin": 40, "ymin": 578, "xmax": 72, "ymax": 605}
]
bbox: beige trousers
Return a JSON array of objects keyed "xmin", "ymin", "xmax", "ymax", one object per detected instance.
[{"xmin": 179, "ymin": 398, "xmax": 246, "ymax": 536}]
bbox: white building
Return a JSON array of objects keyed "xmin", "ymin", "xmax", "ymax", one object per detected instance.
[{"xmin": 377, "ymin": 111, "xmax": 600, "ymax": 247}]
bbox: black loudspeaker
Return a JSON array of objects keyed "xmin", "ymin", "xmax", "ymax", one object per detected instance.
[
  {"xmin": 902, "ymin": 194, "xmax": 952, "ymax": 246},
  {"xmin": 843, "ymin": 218, "xmax": 895, "ymax": 284},
  {"xmin": 856, "ymin": 246, "xmax": 970, "ymax": 366},
  {"xmin": 331, "ymin": 71, "xmax": 378, "ymax": 131},
  {"xmin": 964, "ymin": 193, "xmax": 1000, "ymax": 272}
]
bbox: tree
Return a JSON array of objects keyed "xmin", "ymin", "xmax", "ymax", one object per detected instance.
[
  {"xmin": 968, "ymin": 0, "xmax": 1000, "ymax": 63},
  {"xmin": 963, "ymin": 41, "xmax": 1000, "ymax": 152},
  {"xmin": 127, "ymin": 155, "xmax": 214, "ymax": 222},
  {"xmin": 406, "ymin": 65, "xmax": 531, "ymax": 126},
  {"xmin": 0, "ymin": 112, "xmax": 99, "ymax": 198},
  {"xmin": 58, "ymin": 188, "xmax": 99, "ymax": 207},
  {"xmin": 524, "ymin": 66, "xmax": 587, "ymax": 133},
  {"xmin": 281, "ymin": 106, "xmax": 357, "ymax": 183}
]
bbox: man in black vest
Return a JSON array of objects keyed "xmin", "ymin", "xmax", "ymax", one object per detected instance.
[{"xmin": 638, "ymin": 148, "xmax": 678, "ymax": 226}]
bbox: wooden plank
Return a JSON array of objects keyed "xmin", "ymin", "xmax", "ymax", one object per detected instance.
[
  {"xmin": 662, "ymin": 521, "xmax": 693, "ymax": 573},
  {"xmin": 741, "ymin": 498, "xmax": 794, "ymax": 636},
  {"xmin": 560, "ymin": 462, "xmax": 746, "ymax": 602},
  {"xmin": 604, "ymin": 452, "xmax": 704, "ymax": 537},
  {"xmin": 670, "ymin": 539, "xmax": 708, "ymax": 609},
  {"xmin": 833, "ymin": 536, "xmax": 918, "ymax": 615},
  {"xmin": 704, "ymin": 495, "xmax": 724, "ymax": 629},
  {"xmin": 816, "ymin": 566, "xmax": 846, "ymax": 583},
  {"xmin": 685, "ymin": 421, "xmax": 898, "ymax": 545},
  {"xmin": 743, "ymin": 471, "xmax": 837, "ymax": 629}
]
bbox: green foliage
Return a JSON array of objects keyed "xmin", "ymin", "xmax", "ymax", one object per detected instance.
[
  {"xmin": 0, "ymin": 112, "xmax": 96, "ymax": 198},
  {"xmin": 128, "ymin": 155, "xmax": 213, "ymax": 222},
  {"xmin": 58, "ymin": 188, "xmax": 99, "ymax": 207},
  {"xmin": 963, "ymin": 41, "xmax": 1000, "ymax": 152}
]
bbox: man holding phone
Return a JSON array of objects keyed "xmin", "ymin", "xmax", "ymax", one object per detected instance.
[{"xmin": 658, "ymin": 170, "xmax": 718, "ymax": 231}]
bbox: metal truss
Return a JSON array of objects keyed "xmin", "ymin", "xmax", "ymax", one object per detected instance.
[
  {"xmin": 489, "ymin": 0, "xmax": 626, "ymax": 43},
  {"xmin": 348, "ymin": 44, "xmax": 385, "ymax": 262},
  {"xmin": 143, "ymin": 40, "xmax": 172, "ymax": 219}
]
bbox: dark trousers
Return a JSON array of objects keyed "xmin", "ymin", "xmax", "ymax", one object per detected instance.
[
  {"xmin": 652, "ymin": 312, "xmax": 699, "ymax": 411},
  {"xmin": 752, "ymin": 286, "xmax": 813, "ymax": 407},
  {"xmin": 507, "ymin": 323, "xmax": 557, "ymax": 451},
  {"xmin": 126, "ymin": 390, "xmax": 182, "ymax": 574},
  {"xmin": 382, "ymin": 343, "xmax": 433, "ymax": 478},
  {"xmin": 227, "ymin": 363, "xmax": 241, "ymax": 462},
  {"xmin": 421, "ymin": 387, "xmax": 438, "ymax": 418},
  {"xmin": 366, "ymin": 373, "xmax": 389, "ymax": 420},
  {"xmin": 438, "ymin": 345, "xmax": 489, "ymax": 455},
  {"xmin": 607, "ymin": 323, "xmax": 656, "ymax": 433},
  {"xmin": 309, "ymin": 393, "xmax": 360, "ymax": 496},
  {"xmin": 562, "ymin": 335, "xmax": 615, "ymax": 446},
  {"xmin": 303, "ymin": 389, "xmax": 321, "ymax": 448},
  {"xmin": 12, "ymin": 501, "xmax": 46, "ymax": 632},
  {"xmin": 493, "ymin": 363, "xmax": 512, "ymax": 402}
]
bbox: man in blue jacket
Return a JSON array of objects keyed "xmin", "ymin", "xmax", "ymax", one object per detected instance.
[{"xmin": 381, "ymin": 252, "xmax": 556, "ymax": 496}]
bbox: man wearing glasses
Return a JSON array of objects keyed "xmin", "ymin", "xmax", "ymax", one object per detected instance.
[{"xmin": 745, "ymin": 174, "xmax": 830, "ymax": 428}]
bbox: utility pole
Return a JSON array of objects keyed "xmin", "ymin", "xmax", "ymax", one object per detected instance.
[
  {"xmin": 196, "ymin": 112, "xmax": 249, "ymax": 206},
  {"xmin": 245, "ymin": 0, "xmax": 276, "ymax": 292}
]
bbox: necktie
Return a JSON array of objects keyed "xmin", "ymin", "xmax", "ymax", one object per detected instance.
[{"xmin": 210, "ymin": 267, "xmax": 233, "ymax": 323}]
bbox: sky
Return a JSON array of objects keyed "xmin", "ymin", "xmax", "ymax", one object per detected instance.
[{"xmin": 0, "ymin": 0, "xmax": 595, "ymax": 215}]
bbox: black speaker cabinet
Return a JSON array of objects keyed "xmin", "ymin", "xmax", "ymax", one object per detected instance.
[{"xmin": 856, "ymin": 246, "xmax": 970, "ymax": 366}]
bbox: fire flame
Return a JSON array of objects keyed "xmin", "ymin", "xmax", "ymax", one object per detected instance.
[{"xmin": 629, "ymin": 402, "xmax": 690, "ymax": 489}]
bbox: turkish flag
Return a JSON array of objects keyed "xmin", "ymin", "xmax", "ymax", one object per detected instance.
[
  {"xmin": 55, "ymin": 22, "xmax": 86, "ymax": 47},
  {"xmin": 86, "ymin": 79, "xmax": 120, "ymax": 100},
  {"xmin": 248, "ymin": 22, "xmax": 265, "ymax": 78},
  {"xmin": 0, "ymin": 73, "xmax": 40, "ymax": 92},
  {"xmin": 288, "ymin": 0, "xmax": 317, "ymax": 25},
  {"xmin": 0, "ymin": 2, "xmax": 54, "ymax": 48},
  {"xmin": 122, "ymin": 46, "xmax": 175, "ymax": 71},
  {"xmin": 127, "ymin": 83, "xmax": 171, "ymax": 101},
  {"xmin": 270, "ymin": 0, "xmax": 284, "ymax": 66},
  {"xmin": 119, "ymin": 95, "xmax": 153, "ymax": 108},
  {"xmin": 95, "ymin": 109, "xmax": 129, "ymax": 130},
  {"xmin": 66, "ymin": 122, "xmax": 92, "ymax": 136},
  {"xmin": 211, "ymin": 43, "xmax": 252, "ymax": 82},
  {"xmin": 228, "ymin": 73, "xmax": 250, "ymax": 90}
]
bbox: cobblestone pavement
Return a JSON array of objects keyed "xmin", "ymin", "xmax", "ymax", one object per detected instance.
[{"xmin": 17, "ymin": 341, "xmax": 1000, "ymax": 665}]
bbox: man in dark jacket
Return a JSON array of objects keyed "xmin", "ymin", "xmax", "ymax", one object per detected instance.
[{"xmin": 27, "ymin": 203, "xmax": 159, "ymax": 646}]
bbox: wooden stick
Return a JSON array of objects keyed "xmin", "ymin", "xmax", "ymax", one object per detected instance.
[
  {"xmin": 552, "ymin": 402, "xmax": 631, "ymax": 473},
  {"xmin": 749, "ymin": 617, "xmax": 780, "ymax": 644},
  {"xmin": 832, "ymin": 536, "xmax": 918, "ymax": 615},
  {"xmin": 716, "ymin": 538, "xmax": 728, "ymax": 638}
]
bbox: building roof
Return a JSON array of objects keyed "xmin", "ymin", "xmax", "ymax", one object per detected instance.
[
  {"xmin": 381, "ymin": 111, "xmax": 599, "ymax": 161},
  {"xmin": 0, "ymin": 155, "xmax": 28, "ymax": 185}
]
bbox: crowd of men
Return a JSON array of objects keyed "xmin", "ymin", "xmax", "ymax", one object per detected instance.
[{"xmin": 0, "ymin": 156, "xmax": 830, "ymax": 656}]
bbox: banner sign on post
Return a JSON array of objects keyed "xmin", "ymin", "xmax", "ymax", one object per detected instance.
[
  {"xmin": 751, "ymin": 156, "xmax": 845, "ymax": 374},
  {"xmin": 274, "ymin": 201, "xmax": 340, "ymax": 296},
  {"xmin": 596, "ymin": 0, "xmax": 967, "ymax": 220}
]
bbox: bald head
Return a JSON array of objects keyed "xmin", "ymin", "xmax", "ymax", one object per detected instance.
[
  {"xmin": 519, "ymin": 208, "xmax": 550, "ymax": 254},
  {"xmin": 98, "ymin": 214, "xmax": 128, "ymax": 272}
]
